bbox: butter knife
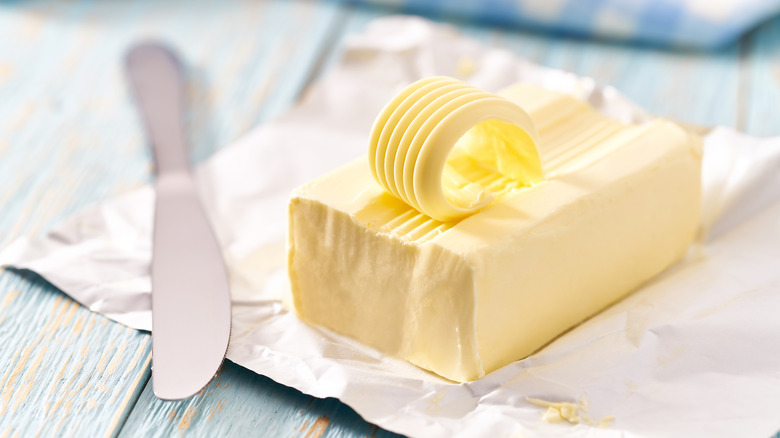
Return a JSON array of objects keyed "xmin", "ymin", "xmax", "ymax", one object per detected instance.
[{"xmin": 126, "ymin": 43, "xmax": 231, "ymax": 400}]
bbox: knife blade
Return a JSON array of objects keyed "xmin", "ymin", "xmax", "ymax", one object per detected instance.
[{"xmin": 125, "ymin": 42, "xmax": 231, "ymax": 401}]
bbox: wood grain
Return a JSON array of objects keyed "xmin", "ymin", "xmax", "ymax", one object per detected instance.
[
  {"xmin": 0, "ymin": 1, "xmax": 779, "ymax": 437},
  {"xmin": 494, "ymin": 25, "xmax": 743, "ymax": 130},
  {"xmin": 0, "ymin": 0, "xmax": 354, "ymax": 436},
  {"xmin": 0, "ymin": 270, "xmax": 150, "ymax": 437},
  {"xmin": 742, "ymin": 16, "xmax": 780, "ymax": 136},
  {"xmin": 120, "ymin": 361, "xmax": 401, "ymax": 438}
]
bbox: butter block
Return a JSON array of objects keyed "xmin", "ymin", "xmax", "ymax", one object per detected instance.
[{"xmin": 287, "ymin": 84, "xmax": 702, "ymax": 382}]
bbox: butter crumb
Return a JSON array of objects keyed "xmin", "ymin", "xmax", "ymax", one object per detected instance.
[
  {"xmin": 526, "ymin": 396, "xmax": 614, "ymax": 427},
  {"xmin": 598, "ymin": 416, "xmax": 615, "ymax": 428},
  {"xmin": 527, "ymin": 397, "xmax": 582, "ymax": 424}
]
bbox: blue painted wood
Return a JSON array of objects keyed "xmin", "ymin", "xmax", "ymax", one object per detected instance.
[
  {"xmin": 120, "ymin": 360, "xmax": 402, "ymax": 438},
  {"xmin": 0, "ymin": 0, "xmax": 352, "ymax": 436},
  {"xmin": 0, "ymin": 270, "xmax": 151, "ymax": 436},
  {"xmin": 318, "ymin": 5, "xmax": 750, "ymax": 132},
  {"xmin": 1, "ymin": 1, "xmax": 779, "ymax": 437},
  {"xmin": 494, "ymin": 24, "xmax": 744, "ymax": 130},
  {"xmin": 743, "ymin": 16, "xmax": 780, "ymax": 136}
]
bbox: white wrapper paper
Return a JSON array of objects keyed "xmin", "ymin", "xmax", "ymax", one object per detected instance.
[{"xmin": 2, "ymin": 16, "xmax": 780, "ymax": 438}]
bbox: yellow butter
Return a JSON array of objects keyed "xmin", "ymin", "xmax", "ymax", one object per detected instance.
[
  {"xmin": 288, "ymin": 81, "xmax": 701, "ymax": 382},
  {"xmin": 526, "ymin": 396, "xmax": 615, "ymax": 427},
  {"xmin": 369, "ymin": 77, "xmax": 543, "ymax": 221}
]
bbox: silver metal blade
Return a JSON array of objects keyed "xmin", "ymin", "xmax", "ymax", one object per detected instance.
[
  {"xmin": 151, "ymin": 173, "xmax": 231, "ymax": 400},
  {"xmin": 126, "ymin": 43, "xmax": 231, "ymax": 401}
]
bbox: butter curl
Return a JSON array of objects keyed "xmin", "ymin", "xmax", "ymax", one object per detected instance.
[{"xmin": 368, "ymin": 77, "xmax": 543, "ymax": 222}]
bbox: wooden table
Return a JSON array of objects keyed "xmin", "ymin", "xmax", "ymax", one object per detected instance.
[{"xmin": 1, "ymin": 1, "xmax": 778, "ymax": 436}]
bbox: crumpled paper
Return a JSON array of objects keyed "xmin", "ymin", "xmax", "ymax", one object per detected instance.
[{"xmin": 2, "ymin": 16, "xmax": 780, "ymax": 438}]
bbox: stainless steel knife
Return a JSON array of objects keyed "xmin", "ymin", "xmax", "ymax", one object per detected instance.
[{"xmin": 125, "ymin": 42, "xmax": 231, "ymax": 401}]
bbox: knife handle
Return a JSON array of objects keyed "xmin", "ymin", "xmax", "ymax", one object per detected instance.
[{"xmin": 126, "ymin": 43, "xmax": 189, "ymax": 175}]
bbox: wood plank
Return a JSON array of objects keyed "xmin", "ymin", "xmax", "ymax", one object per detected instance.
[
  {"xmin": 741, "ymin": 15, "xmax": 780, "ymax": 136},
  {"xmin": 0, "ymin": 270, "xmax": 151, "ymax": 437},
  {"xmin": 311, "ymin": 5, "xmax": 744, "ymax": 132},
  {"xmin": 119, "ymin": 361, "xmax": 401, "ymax": 438},
  {"xmin": 494, "ymin": 28, "xmax": 742, "ymax": 130},
  {"xmin": 0, "ymin": 0, "xmax": 343, "ymax": 436}
]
